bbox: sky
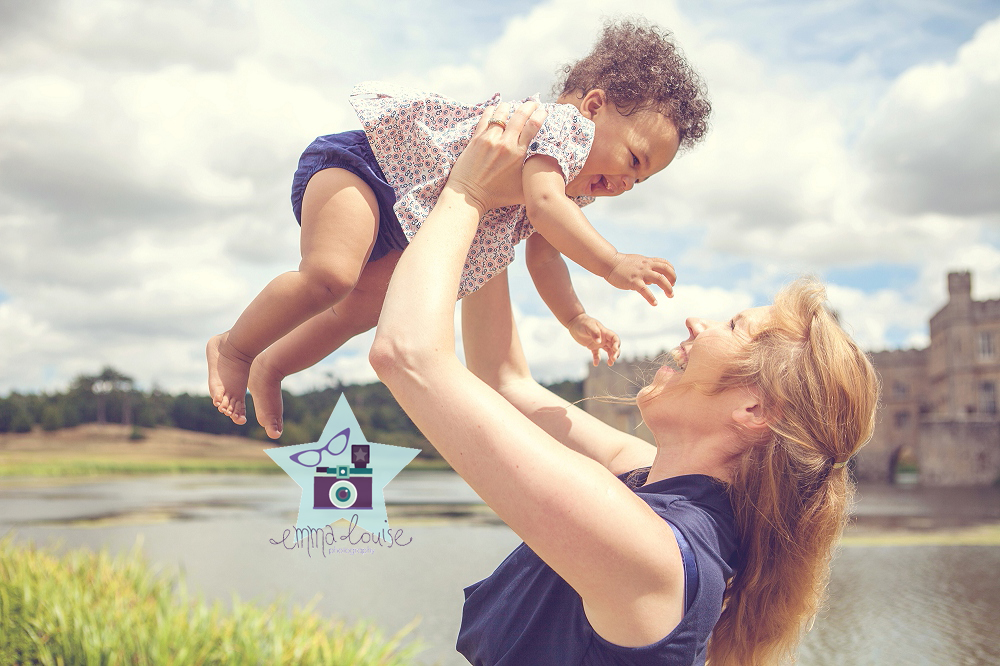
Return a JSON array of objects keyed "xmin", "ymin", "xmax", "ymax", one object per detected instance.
[{"xmin": 1, "ymin": 0, "xmax": 999, "ymax": 395}]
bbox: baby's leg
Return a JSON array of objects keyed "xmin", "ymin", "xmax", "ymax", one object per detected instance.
[
  {"xmin": 207, "ymin": 168, "xmax": 380, "ymax": 424},
  {"xmin": 248, "ymin": 250, "xmax": 401, "ymax": 439}
]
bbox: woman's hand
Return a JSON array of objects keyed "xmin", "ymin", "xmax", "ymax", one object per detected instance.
[{"xmin": 445, "ymin": 101, "xmax": 548, "ymax": 216}]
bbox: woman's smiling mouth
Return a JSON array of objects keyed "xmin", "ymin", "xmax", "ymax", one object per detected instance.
[{"xmin": 670, "ymin": 344, "xmax": 688, "ymax": 371}]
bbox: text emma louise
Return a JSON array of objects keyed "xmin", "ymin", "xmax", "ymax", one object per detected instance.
[{"xmin": 269, "ymin": 513, "xmax": 412, "ymax": 557}]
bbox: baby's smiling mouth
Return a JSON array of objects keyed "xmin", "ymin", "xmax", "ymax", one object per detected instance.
[{"xmin": 592, "ymin": 175, "xmax": 610, "ymax": 195}]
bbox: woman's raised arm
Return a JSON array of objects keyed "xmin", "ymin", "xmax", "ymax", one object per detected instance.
[
  {"xmin": 460, "ymin": 269, "xmax": 656, "ymax": 475},
  {"xmin": 369, "ymin": 103, "xmax": 685, "ymax": 647}
]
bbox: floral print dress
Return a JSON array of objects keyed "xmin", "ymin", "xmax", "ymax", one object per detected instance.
[{"xmin": 350, "ymin": 81, "xmax": 596, "ymax": 298}]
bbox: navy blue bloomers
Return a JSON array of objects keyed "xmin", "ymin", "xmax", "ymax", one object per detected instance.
[{"xmin": 290, "ymin": 130, "xmax": 409, "ymax": 263}]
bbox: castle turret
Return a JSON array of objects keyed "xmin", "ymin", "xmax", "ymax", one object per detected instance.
[{"xmin": 948, "ymin": 271, "xmax": 972, "ymax": 305}]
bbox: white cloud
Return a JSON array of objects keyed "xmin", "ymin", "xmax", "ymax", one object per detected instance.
[
  {"xmin": 825, "ymin": 284, "xmax": 930, "ymax": 352},
  {"xmin": 860, "ymin": 17, "xmax": 1000, "ymax": 217}
]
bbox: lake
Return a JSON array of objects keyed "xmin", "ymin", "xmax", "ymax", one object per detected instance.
[{"xmin": 1, "ymin": 472, "xmax": 998, "ymax": 665}]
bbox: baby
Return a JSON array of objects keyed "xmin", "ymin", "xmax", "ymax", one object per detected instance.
[{"xmin": 207, "ymin": 18, "xmax": 711, "ymax": 438}]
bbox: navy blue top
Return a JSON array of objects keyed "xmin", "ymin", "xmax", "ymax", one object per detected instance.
[{"xmin": 456, "ymin": 471, "xmax": 738, "ymax": 666}]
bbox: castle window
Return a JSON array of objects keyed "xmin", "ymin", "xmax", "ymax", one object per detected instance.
[
  {"xmin": 892, "ymin": 381, "xmax": 908, "ymax": 399},
  {"xmin": 894, "ymin": 411, "xmax": 910, "ymax": 428},
  {"xmin": 980, "ymin": 382, "xmax": 997, "ymax": 415},
  {"xmin": 979, "ymin": 332, "xmax": 995, "ymax": 360}
]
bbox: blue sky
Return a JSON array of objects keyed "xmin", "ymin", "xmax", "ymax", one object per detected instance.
[{"xmin": 1, "ymin": 0, "xmax": 999, "ymax": 393}]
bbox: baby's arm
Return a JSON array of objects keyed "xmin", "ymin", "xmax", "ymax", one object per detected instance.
[
  {"xmin": 526, "ymin": 233, "xmax": 620, "ymax": 366},
  {"xmin": 522, "ymin": 155, "xmax": 675, "ymax": 305}
]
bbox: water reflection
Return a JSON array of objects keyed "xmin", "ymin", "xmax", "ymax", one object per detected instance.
[{"xmin": 800, "ymin": 546, "xmax": 1000, "ymax": 665}]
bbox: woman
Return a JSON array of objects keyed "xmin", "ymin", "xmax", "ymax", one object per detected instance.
[{"xmin": 370, "ymin": 103, "xmax": 879, "ymax": 665}]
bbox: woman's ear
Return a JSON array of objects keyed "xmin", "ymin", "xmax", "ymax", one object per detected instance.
[
  {"xmin": 731, "ymin": 396, "xmax": 770, "ymax": 435},
  {"xmin": 578, "ymin": 89, "xmax": 607, "ymax": 120}
]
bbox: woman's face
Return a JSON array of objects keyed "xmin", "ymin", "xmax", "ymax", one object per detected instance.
[{"xmin": 637, "ymin": 306, "xmax": 772, "ymax": 430}]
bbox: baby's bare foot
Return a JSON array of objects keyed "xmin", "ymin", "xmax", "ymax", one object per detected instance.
[
  {"xmin": 248, "ymin": 354, "xmax": 284, "ymax": 439},
  {"xmin": 206, "ymin": 332, "xmax": 251, "ymax": 425}
]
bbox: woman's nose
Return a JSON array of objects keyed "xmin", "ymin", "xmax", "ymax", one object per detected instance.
[{"xmin": 685, "ymin": 317, "xmax": 707, "ymax": 338}]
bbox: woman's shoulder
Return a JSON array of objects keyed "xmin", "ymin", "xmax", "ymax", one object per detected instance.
[{"xmin": 621, "ymin": 469, "xmax": 738, "ymax": 569}]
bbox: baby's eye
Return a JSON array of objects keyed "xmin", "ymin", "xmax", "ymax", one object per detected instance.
[
  {"xmin": 631, "ymin": 153, "xmax": 640, "ymax": 167},
  {"xmin": 729, "ymin": 319, "xmax": 736, "ymax": 330}
]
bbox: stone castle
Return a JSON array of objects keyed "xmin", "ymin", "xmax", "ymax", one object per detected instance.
[{"xmin": 584, "ymin": 271, "xmax": 1000, "ymax": 485}]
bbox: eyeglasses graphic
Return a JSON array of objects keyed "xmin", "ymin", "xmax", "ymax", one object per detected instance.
[{"xmin": 289, "ymin": 427, "xmax": 351, "ymax": 468}]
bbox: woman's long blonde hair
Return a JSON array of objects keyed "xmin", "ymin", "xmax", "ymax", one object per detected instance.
[{"xmin": 707, "ymin": 277, "xmax": 879, "ymax": 665}]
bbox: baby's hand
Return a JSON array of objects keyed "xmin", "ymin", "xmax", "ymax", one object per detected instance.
[
  {"xmin": 605, "ymin": 253, "xmax": 675, "ymax": 306},
  {"xmin": 568, "ymin": 313, "xmax": 621, "ymax": 367}
]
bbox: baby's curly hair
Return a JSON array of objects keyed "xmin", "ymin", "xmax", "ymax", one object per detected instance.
[{"xmin": 554, "ymin": 18, "xmax": 711, "ymax": 150}]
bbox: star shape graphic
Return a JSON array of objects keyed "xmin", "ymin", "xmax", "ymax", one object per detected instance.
[{"xmin": 265, "ymin": 394, "xmax": 419, "ymax": 538}]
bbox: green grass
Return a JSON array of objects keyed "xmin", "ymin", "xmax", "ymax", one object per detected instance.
[
  {"xmin": 0, "ymin": 537, "xmax": 425, "ymax": 665},
  {"xmin": 0, "ymin": 458, "xmax": 283, "ymax": 477},
  {"xmin": 840, "ymin": 523, "xmax": 1000, "ymax": 547}
]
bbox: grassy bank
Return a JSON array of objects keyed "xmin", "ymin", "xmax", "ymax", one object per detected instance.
[
  {"xmin": 0, "ymin": 538, "xmax": 424, "ymax": 665},
  {"xmin": 0, "ymin": 458, "xmax": 282, "ymax": 477},
  {"xmin": 840, "ymin": 522, "xmax": 1000, "ymax": 547},
  {"xmin": 0, "ymin": 423, "xmax": 451, "ymax": 478}
]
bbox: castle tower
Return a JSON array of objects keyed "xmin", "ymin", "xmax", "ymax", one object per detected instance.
[{"xmin": 929, "ymin": 271, "xmax": 978, "ymax": 418}]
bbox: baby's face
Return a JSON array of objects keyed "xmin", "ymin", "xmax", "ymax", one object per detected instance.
[{"xmin": 565, "ymin": 105, "xmax": 680, "ymax": 198}]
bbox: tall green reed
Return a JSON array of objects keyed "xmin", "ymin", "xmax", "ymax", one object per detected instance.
[{"xmin": 0, "ymin": 537, "xmax": 424, "ymax": 665}]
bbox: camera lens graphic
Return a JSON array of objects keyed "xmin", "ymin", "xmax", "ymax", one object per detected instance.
[{"xmin": 329, "ymin": 480, "xmax": 358, "ymax": 508}]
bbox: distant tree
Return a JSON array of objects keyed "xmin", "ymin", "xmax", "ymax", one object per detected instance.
[
  {"xmin": 0, "ymin": 398, "xmax": 15, "ymax": 433},
  {"xmin": 9, "ymin": 399, "xmax": 33, "ymax": 433},
  {"xmin": 169, "ymin": 393, "xmax": 248, "ymax": 436},
  {"xmin": 1, "ymin": 370, "xmax": 580, "ymax": 463},
  {"xmin": 544, "ymin": 380, "xmax": 584, "ymax": 404},
  {"xmin": 138, "ymin": 386, "xmax": 171, "ymax": 428},
  {"xmin": 0, "ymin": 395, "xmax": 35, "ymax": 433},
  {"xmin": 40, "ymin": 405, "xmax": 63, "ymax": 431},
  {"xmin": 75, "ymin": 367, "xmax": 134, "ymax": 424}
]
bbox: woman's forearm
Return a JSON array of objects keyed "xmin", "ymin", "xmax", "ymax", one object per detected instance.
[
  {"xmin": 370, "ymin": 187, "xmax": 482, "ymax": 376},
  {"xmin": 461, "ymin": 269, "xmax": 535, "ymax": 392},
  {"xmin": 371, "ymin": 101, "xmax": 546, "ymax": 380}
]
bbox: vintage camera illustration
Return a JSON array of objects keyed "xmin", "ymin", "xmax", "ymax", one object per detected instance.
[{"xmin": 313, "ymin": 444, "xmax": 372, "ymax": 510}]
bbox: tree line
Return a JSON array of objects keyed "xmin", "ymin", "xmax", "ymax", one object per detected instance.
[{"xmin": 0, "ymin": 367, "xmax": 583, "ymax": 459}]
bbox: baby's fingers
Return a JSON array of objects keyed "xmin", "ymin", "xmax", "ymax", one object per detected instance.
[
  {"xmin": 635, "ymin": 284, "xmax": 658, "ymax": 306},
  {"xmin": 603, "ymin": 332, "xmax": 621, "ymax": 366},
  {"xmin": 646, "ymin": 271, "xmax": 674, "ymax": 299},
  {"xmin": 652, "ymin": 258, "xmax": 677, "ymax": 284},
  {"xmin": 646, "ymin": 261, "xmax": 676, "ymax": 297}
]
